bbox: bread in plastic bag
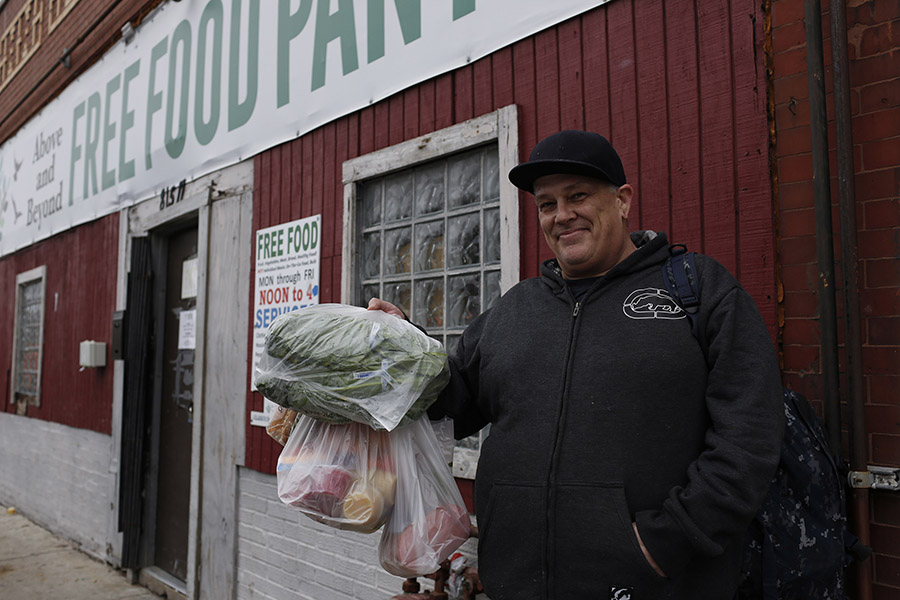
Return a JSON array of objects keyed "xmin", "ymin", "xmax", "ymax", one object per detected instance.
[
  {"xmin": 378, "ymin": 416, "xmax": 471, "ymax": 577},
  {"xmin": 276, "ymin": 416, "xmax": 396, "ymax": 533},
  {"xmin": 266, "ymin": 406, "xmax": 299, "ymax": 446},
  {"xmin": 255, "ymin": 304, "xmax": 450, "ymax": 431}
]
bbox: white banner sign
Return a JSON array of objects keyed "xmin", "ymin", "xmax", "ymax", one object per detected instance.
[
  {"xmin": 250, "ymin": 214, "xmax": 321, "ymax": 423},
  {"xmin": 0, "ymin": 0, "xmax": 606, "ymax": 257}
]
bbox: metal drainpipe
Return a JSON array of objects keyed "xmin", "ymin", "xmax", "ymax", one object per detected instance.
[
  {"xmin": 803, "ymin": 0, "xmax": 842, "ymax": 455},
  {"xmin": 829, "ymin": 1, "xmax": 873, "ymax": 598}
]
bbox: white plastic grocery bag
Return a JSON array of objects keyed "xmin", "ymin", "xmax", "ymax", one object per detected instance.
[
  {"xmin": 378, "ymin": 416, "xmax": 471, "ymax": 577},
  {"xmin": 276, "ymin": 416, "xmax": 396, "ymax": 534}
]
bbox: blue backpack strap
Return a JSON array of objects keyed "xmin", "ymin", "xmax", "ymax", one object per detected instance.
[{"xmin": 661, "ymin": 244, "xmax": 701, "ymax": 337}]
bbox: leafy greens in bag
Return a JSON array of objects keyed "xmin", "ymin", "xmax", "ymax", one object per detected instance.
[{"xmin": 255, "ymin": 304, "xmax": 449, "ymax": 431}]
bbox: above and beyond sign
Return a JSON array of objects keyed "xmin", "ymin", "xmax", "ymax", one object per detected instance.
[{"xmin": 0, "ymin": 0, "xmax": 607, "ymax": 257}]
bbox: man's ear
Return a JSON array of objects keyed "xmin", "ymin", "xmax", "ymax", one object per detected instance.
[{"xmin": 617, "ymin": 184, "xmax": 634, "ymax": 219}]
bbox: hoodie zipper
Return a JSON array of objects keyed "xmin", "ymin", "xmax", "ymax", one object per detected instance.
[{"xmin": 544, "ymin": 293, "xmax": 586, "ymax": 596}]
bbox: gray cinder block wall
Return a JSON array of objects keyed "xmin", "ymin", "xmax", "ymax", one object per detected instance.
[
  {"xmin": 236, "ymin": 468, "xmax": 407, "ymax": 600},
  {"xmin": 0, "ymin": 413, "xmax": 116, "ymax": 562}
]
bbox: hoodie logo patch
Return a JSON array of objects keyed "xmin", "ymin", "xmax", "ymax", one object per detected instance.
[
  {"xmin": 622, "ymin": 288, "xmax": 685, "ymax": 320},
  {"xmin": 609, "ymin": 586, "xmax": 633, "ymax": 599}
]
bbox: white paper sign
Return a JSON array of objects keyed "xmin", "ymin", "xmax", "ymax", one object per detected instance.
[
  {"xmin": 250, "ymin": 400, "xmax": 278, "ymax": 428},
  {"xmin": 250, "ymin": 214, "xmax": 321, "ymax": 423},
  {"xmin": 178, "ymin": 309, "xmax": 197, "ymax": 350},
  {"xmin": 181, "ymin": 256, "xmax": 198, "ymax": 299}
]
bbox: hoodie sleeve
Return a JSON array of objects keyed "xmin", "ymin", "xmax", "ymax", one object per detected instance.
[
  {"xmin": 634, "ymin": 267, "xmax": 784, "ymax": 578},
  {"xmin": 426, "ymin": 310, "xmax": 493, "ymax": 440}
]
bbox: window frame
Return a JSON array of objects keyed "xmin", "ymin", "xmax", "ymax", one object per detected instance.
[
  {"xmin": 11, "ymin": 265, "xmax": 47, "ymax": 408},
  {"xmin": 341, "ymin": 105, "xmax": 520, "ymax": 478},
  {"xmin": 342, "ymin": 105, "xmax": 520, "ymax": 304}
]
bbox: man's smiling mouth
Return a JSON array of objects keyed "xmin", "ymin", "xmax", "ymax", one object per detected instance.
[{"xmin": 558, "ymin": 228, "xmax": 588, "ymax": 240}]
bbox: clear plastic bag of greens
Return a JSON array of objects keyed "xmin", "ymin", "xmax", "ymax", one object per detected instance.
[
  {"xmin": 378, "ymin": 416, "xmax": 471, "ymax": 577},
  {"xmin": 276, "ymin": 416, "xmax": 396, "ymax": 533},
  {"xmin": 254, "ymin": 304, "xmax": 450, "ymax": 431}
]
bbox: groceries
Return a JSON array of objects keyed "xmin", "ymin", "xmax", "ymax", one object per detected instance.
[
  {"xmin": 264, "ymin": 303, "xmax": 468, "ymax": 576},
  {"xmin": 386, "ymin": 504, "xmax": 471, "ymax": 576},
  {"xmin": 255, "ymin": 304, "xmax": 450, "ymax": 431},
  {"xmin": 276, "ymin": 415, "xmax": 471, "ymax": 576},
  {"xmin": 377, "ymin": 417, "xmax": 472, "ymax": 577},
  {"xmin": 266, "ymin": 406, "xmax": 299, "ymax": 446},
  {"xmin": 276, "ymin": 419, "xmax": 396, "ymax": 533}
]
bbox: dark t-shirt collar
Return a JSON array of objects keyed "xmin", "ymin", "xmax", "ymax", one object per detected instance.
[{"xmin": 565, "ymin": 276, "xmax": 602, "ymax": 301}]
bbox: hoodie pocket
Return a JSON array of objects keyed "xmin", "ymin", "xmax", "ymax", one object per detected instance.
[
  {"xmin": 554, "ymin": 482, "xmax": 668, "ymax": 597},
  {"xmin": 477, "ymin": 481, "xmax": 544, "ymax": 599}
]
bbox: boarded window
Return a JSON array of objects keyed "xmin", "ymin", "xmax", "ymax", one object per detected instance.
[{"xmin": 12, "ymin": 266, "xmax": 46, "ymax": 408}]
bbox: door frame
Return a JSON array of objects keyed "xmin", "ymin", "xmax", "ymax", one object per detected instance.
[
  {"xmin": 116, "ymin": 160, "xmax": 253, "ymax": 599},
  {"xmin": 122, "ymin": 182, "xmax": 211, "ymax": 599}
]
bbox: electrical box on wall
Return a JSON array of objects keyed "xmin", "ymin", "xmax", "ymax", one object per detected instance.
[{"xmin": 79, "ymin": 341, "xmax": 107, "ymax": 368}]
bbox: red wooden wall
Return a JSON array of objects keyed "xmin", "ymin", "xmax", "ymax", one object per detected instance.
[
  {"xmin": 0, "ymin": 212, "xmax": 118, "ymax": 433},
  {"xmin": 245, "ymin": 0, "xmax": 776, "ymax": 473}
]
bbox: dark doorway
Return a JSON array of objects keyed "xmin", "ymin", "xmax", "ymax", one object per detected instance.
[{"xmin": 150, "ymin": 225, "xmax": 197, "ymax": 582}]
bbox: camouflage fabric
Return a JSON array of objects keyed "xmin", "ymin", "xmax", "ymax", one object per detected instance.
[
  {"xmin": 737, "ymin": 389, "xmax": 851, "ymax": 600},
  {"xmin": 661, "ymin": 251, "xmax": 865, "ymax": 600}
]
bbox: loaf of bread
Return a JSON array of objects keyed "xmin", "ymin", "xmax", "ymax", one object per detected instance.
[{"xmin": 266, "ymin": 406, "xmax": 299, "ymax": 446}]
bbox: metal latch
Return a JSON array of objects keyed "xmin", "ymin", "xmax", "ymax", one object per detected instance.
[{"xmin": 848, "ymin": 466, "xmax": 900, "ymax": 491}]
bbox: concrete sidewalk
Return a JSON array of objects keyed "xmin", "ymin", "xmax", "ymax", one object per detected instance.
[{"xmin": 0, "ymin": 504, "xmax": 159, "ymax": 600}]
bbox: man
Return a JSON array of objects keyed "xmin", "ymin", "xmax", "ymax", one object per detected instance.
[{"xmin": 370, "ymin": 130, "xmax": 783, "ymax": 599}]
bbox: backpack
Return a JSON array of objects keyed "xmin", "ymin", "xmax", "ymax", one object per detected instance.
[{"xmin": 660, "ymin": 244, "xmax": 870, "ymax": 600}]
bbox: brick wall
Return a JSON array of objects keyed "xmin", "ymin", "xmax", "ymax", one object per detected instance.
[
  {"xmin": 0, "ymin": 0, "xmax": 163, "ymax": 145},
  {"xmin": 771, "ymin": 0, "xmax": 900, "ymax": 597}
]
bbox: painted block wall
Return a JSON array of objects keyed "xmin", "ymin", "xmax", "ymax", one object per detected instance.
[
  {"xmin": 771, "ymin": 0, "xmax": 900, "ymax": 596},
  {"xmin": 236, "ymin": 468, "xmax": 409, "ymax": 600},
  {"xmin": 0, "ymin": 412, "xmax": 116, "ymax": 561},
  {"xmin": 236, "ymin": 466, "xmax": 482, "ymax": 600}
]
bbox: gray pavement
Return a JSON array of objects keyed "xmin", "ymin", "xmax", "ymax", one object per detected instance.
[{"xmin": 0, "ymin": 504, "xmax": 160, "ymax": 600}]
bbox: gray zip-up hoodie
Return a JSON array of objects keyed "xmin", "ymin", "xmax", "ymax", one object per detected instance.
[{"xmin": 432, "ymin": 231, "xmax": 783, "ymax": 599}]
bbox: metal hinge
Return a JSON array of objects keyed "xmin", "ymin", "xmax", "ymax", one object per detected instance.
[{"xmin": 848, "ymin": 466, "xmax": 900, "ymax": 491}]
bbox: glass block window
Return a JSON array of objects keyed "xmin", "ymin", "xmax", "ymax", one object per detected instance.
[
  {"xmin": 12, "ymin": 266, "xmax": 46, "ymax": 407},
  {"xmin": 356, "ymin": 144, "xmax": 502, "ymax": 355},
  {"xmin": 343, "ymin": 106, "xmax": 520, "ymax": 479}
]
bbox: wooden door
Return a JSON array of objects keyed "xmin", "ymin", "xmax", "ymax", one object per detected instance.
[{"xmin": 153, "ymin": 226, "xmax": 197, "ymax": 581}]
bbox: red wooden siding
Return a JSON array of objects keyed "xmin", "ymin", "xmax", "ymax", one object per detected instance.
[
  {"xmin": 1, "ymin": 213, "xmax": 118, "ymax": 433},
  {"xmin": 246, "ymin": 0, "xmax": 776, "ymax": 474}
]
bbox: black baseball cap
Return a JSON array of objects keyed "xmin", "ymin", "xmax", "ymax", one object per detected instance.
[{"xmin": 508, "ymin": 130, "xmax": 627, "ymax": 193}]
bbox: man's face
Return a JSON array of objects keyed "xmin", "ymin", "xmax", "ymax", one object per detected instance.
[{"xmin": 533, "ymin": 174, "xmax": 635, "ymax": 279}]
